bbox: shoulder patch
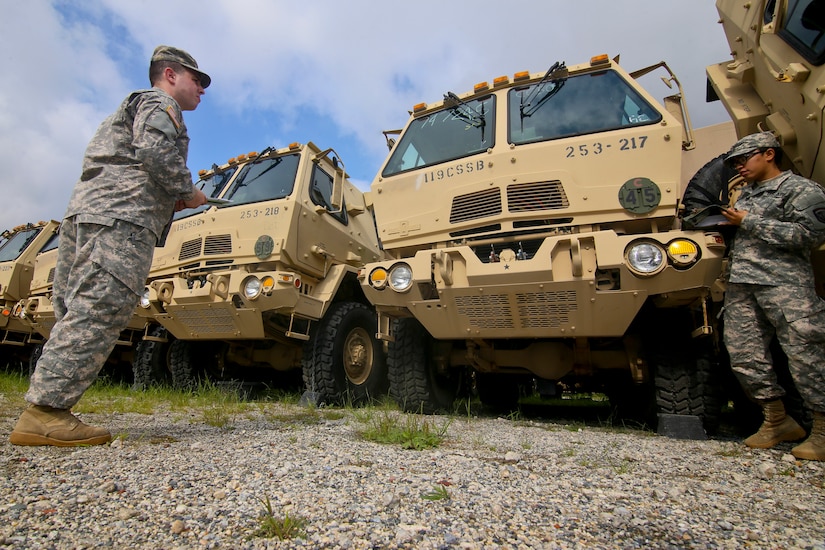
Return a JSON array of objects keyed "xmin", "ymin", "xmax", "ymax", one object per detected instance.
[
  {"xmin": 165, "ymin": 105, "xmax": 181, "ymax": 130},
  {"xmin": 814, "ymin": 206, "xmax": 825, "ymax": 225}
]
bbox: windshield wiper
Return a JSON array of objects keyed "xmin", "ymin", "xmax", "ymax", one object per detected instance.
[
  {"xmin": 519, "ymin": 61, "xmax": 568, "ymax": 120},
  {"xmin": 233, "ymin": 154, "xmax": 283, "ymax": 191},
  {"xmin": 443, "ymin": 92, "xmax": 486, "ymax": 129}
]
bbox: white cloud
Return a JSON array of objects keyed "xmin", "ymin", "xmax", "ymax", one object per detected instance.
[{"xmin": 0, "ymin": 0, "xmax": 732, "ymax": 225}]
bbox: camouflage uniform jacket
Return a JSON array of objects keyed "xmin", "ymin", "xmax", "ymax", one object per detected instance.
[
  {"xmin": 728, "ymin": 170, "xmax": 825, "ymax": 287},
  {"xmin": 64, "ymin": 87, "xmax": 197, "ymax": 240}
]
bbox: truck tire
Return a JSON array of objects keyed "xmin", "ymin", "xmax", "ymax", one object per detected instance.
[
  {"xmin": 131, "ymin": 325, "xmax": 171, "ymax": 390},
  {"xmin": 681, "ymin": 154, "xmax": 738, "ymax": 213},
  {"xmin": 169, "ymin": 339, "xmax": 201, "ymax": 391},
  {"xmin": 387, "ymin": 317, "xmax": 461, "ymax": 414},
  {"xmin": 302, "ymin": 302, "xmax": 387, "ymax": 405},
  {"xmin": 654, "ymin": 350, "xmax": 722, "ymax": 435}
]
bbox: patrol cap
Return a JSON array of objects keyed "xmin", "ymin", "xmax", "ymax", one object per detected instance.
[
  {"xmin": 151, "ymin": 45, "xmax": 211, "ymax": 88},
  {"xmin": 724, "ymin": 132, "xmax": 780, "ymax": 162}
]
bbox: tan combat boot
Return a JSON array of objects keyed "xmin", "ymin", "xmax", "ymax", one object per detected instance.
[
  {"xmin": 9, "ymin": 405, "xmax": 111, "ymax": 447},
  {"xmin": 744, "ymin": 399, "xmax": 806, "ymax": 449},
  {"xmin": 792, "ymin": 411, "xmax": 825, "ymax": 461}
]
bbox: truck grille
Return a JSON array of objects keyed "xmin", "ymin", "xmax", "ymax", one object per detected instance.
[
  {"xmin": 455, "ymin": 290, "xmax": 578, "ymax": 329},
  {"xmin": 174, "ymin": 308, "xmax": 237, "ymax": 335},
  {"xmin": 450, "ymin": 188, "xmax": 502, "ymax": 223},
  {"xmin": 450, "ymin": 181, "xmax": 568, "ymax": 225},
  {"xmin": 178, "ymin": 234, "xmax": 233, "ymax": 261},
  {"xmin": 507, "ymin": 181, "xmax": 569, "ymax": 212}
]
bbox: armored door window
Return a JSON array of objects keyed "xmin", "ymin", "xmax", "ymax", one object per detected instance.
[
  {"xmin": 309, "ymin": 164, "xmax": 347, "ymax": 225},
  {"xmin": 780, "ymin": 0, "xmax": 825, "ymax": 64}
]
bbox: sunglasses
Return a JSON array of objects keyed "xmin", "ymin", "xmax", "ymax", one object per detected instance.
[{"xmin": 729, "ymin": 149, "xmax": 764, "ymax": 168}]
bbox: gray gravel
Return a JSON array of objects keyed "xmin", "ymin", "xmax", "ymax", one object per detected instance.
[{"xmin": 2, "ymin": 403, "xmax": 824, "ymax": 549}]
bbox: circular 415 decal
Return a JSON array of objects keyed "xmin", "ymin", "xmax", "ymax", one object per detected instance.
[{"xmin": 618, "ymin": 177, "xmax": 661, "ymax": 214}]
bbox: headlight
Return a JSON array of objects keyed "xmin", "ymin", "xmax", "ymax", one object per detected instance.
[
  {"xmin": 388, "ymin": 263, "xmax": 413, "ymax": 292},
  {"xmin": 139, "ymin": 287, "xmax": 151, "ymax": 309},
  {"xmin": 242, "ymin": 276, "xmax": 263, "ymax": 300},
  {"xmin": 625, "ymin": 241, "xmax": 666, "ymax": 276},
  {"xmin": 369, "ymin": 267, "xmax": 389, "ymax": 290},
  {"xmin": 667, "ymin": 239, "xmax": 699, "ymax": 268}
]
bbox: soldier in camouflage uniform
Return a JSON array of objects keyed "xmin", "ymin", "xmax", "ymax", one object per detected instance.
[
  {"xmin": 721, "ymin": 132, "xmax": 825, "ymax": 461},
  {"xmin": 9, "ymin": 46, "xmax": 210, "ymax": 446}
]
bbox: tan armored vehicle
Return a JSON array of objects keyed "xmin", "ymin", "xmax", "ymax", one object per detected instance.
[
  {"xmin": 360, "ymin": 55, "xmax": 735, "ymax": 428},
  {"xmin": 0, "ymin": 220, "xmax": 59, "ymax": 364},
  {"xmin": 137, "ymin": 142, "xmax": 388, "ymax": 403},
  {"xmin": 708, "ymin": 0, "xmax": 825, "ymax": 292}
]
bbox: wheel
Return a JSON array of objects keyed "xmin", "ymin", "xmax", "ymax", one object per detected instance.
[
  {"xmin": 387, "ymin": 317, "xmax": 462, "ymax": 414},
  {"xmin": 302, "ymin": 302, "xmax": 387, "ymax": 405},
  {"xmin": 171, "ymin": 339, "xmax": 228, "ymax": 391},
  {"xmin": 636, "ymin": 307, "xmax": 723, "ymax": 434},
  {"xmin": 681, "ymin": 154, "xmax": 739, "ymax": 213},
  {"xmin": 28, "ymin": 343, "xmax": 43, "ymax": 379},
  {"xmin": 131, "ymin": 325, "xmax": 171, "ymax": 390},
  {"xmin": 654, "ymin": 353, "xmax": 722, "ymax": 435}
]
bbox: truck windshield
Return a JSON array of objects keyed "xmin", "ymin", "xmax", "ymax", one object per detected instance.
[
  {"xmin": 0, "ymin": 227, "xmax": 41, "ymax": 262},
  {"xmin": 382, "ymin": 96, "xmax": 495, "ymax": 178},
  {"xmin": 508, "ymin": 69, "xmax": 661, "ymax": 145},
  {"xmin": 172, "ymin": 165, "xmax": 238, "ymax": 221},
  {"xmin": 223, "ymin": 153, "xmax": 301, "ymax": 206}
]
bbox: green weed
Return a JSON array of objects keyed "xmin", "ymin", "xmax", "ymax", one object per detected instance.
[
  {"xmin": 250, "ymin": 496, "xmax": 307, "ymax": 540},
  {"xmin": 421, "ymin": 484, "xmax": 451, "ymax": 501},
  {"xmin": 358, "ymin": 409, "xmax": 450, "ymax": 450}
]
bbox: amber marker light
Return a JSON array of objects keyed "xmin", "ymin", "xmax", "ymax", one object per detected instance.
[
  {"xmin": 667, "ymin": 239, "xmax": 699, "ymax": 267},
  {"xmin": 513, "ymin": 70, "xmax": 530, "ymax": 82},
  {"xmin": 590, "ymin": 54, "xmax": 610, "ymax": 66},
  {"xmin": 474, "ymin": 81, "xmax": 489, "ymax": 93},
  {"xmin": 493, "ymin": 75, "xmax": 510, "ymax": 87},
  {"xmin": 261, "ymin": 276, "xmax": 275, "ymax": 294},
  {"xmin": 369, "ymin": 267, "xmax": 389, "ymax": 290}
]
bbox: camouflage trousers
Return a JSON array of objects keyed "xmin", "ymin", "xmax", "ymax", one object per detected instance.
[
  {"xmin": 723, "ymin": 283, "xmax": 825, "ymax": 412},
  {"xmin": 26, "ymin": 217, "xmax": 155, "ymax": 409}
]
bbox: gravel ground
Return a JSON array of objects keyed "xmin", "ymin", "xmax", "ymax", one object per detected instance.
[{"xmin": 1, "ymin": 402, "xmax": 824, "ymax": 550}]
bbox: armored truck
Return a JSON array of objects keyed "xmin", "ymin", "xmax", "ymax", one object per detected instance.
[
  {"xmin": 360, "ymin": 55, "xmax": 735, "ymax": 428},
  {"xmin": 137, "ymin": 142, "xmax": 388, "ymax": 403},
  {"xmin": 0, "ymin": 220, "xmax": 59, "ymax": 364},
  {"xmin": 708, "ymin": 0, "xmax": 825, "ymax": 292}
]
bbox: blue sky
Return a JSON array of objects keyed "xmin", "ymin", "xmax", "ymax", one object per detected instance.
[{"xmin": 1, "ymin": 1, "xmax": 732, "ymax": 227}]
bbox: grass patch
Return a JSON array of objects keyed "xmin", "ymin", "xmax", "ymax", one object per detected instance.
[
  {"xmin": 421, "ymin": 484, "xmax": 451, "ymax": 501},
  {"xmin": 356, "ymin": 408, "xmax": 451, "ymax": 450},
  {"xmin": 250, "ymin": 496, "xmax": 307, "ymax": 540}
]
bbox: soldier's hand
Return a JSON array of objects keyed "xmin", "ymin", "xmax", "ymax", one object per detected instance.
[
  {"xmin": 176, "ymin": 188, "xmax": 208, "ymax": 211},
  {"xmin": 721, "ymin": 207, "xmax": 747, "ymax": 226}
]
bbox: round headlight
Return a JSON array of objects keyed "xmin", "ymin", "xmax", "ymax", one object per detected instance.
[
  {"xmin": 667, "ymin": 239, "xmax": 699, "ymax": 268},
  {"xmin": 242, "ymin": 276, "xmax": 263, "ymax": 300},
  {"xmin": 369, "ymin": 267, "xmax": 389, "ymax": 290},
  {"xmin": 626, "ymin": 241, "xmax": 666, "ymax": 276},
  {"xmin": 388, "ymin": 263, "xmax": 413, "ymax": 292},
  {"xmin": 139, "ymin": 287, "xmax": 151, "ymax": 309}
]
